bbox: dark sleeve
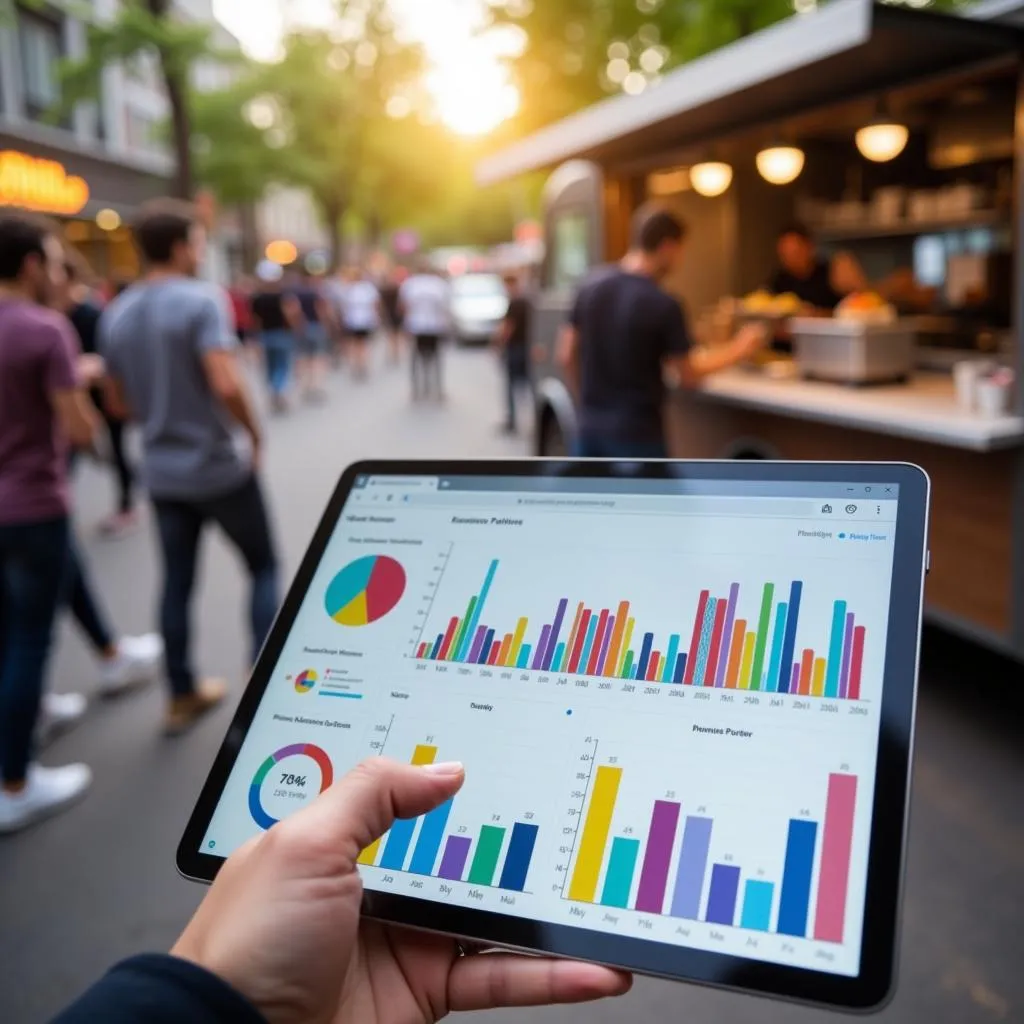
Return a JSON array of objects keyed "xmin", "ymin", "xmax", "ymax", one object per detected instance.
[
  {"xmin": 569, "ymin": 287, "xmax": 586, "ymax": 329},
  {"xmin": 767, "ymin": 269, "xmax": 786, "ymax": 294},
  {"xmin": 663, "ymin": 299, "xmax": 693, "ymax": 357},
  {"xmin": 51, "ymin": 954, "xmax": 267, "ymax": 1024},
  {"xmin": 71, "ymin": 304, "xmax": 101, "ymax": 355}
]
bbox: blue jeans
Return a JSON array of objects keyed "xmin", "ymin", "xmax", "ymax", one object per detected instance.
[
  {"xmin": 0, "ymin": 517, "xmax": 70, "ymax": 783},
  {"xmin": 262, "ymin": 329, "xmax": 294, "ymax": 397},
  {"xmin": 153, "ymin": 476, "xmax": 279, "ymax": 696},
  {"xmin": 66, "ymin": 534, "xmax": 114, "ymax": 654},
  {"xmin": 574, "ymin": 433, "xmax": 669, "ymax": 460}
]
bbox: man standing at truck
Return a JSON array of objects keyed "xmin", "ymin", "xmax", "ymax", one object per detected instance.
[{"xmin": 560, "ymin": 204, "xmax": 766, "ymax": 459}]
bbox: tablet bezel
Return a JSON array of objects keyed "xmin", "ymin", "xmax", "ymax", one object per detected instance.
[{"xmin": 178, "ymin": 459, "xmax": 929, "ymax": 1012}]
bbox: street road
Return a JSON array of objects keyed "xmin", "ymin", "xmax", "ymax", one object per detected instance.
[{"xmin": 0, "ymin": 346, "xmax": 1020, "ymax": 1023}]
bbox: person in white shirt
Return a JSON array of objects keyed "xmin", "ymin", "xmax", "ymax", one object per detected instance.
[
  {"xmin": 341, "ymin": 270, "xmax": 380, "ymax": 380},
  {"xmin": 399, "ymin": 267, "xmax": 451, "ymax": 401}
]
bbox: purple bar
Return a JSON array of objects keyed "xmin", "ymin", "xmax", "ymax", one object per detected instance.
[
  {"xmin": 531, "ymin": 626, "xmax": 552, "ymax": 670},
  {"xmin": 670, "ymin": 816, "xmax": 713, "ymax": 918},
  {"xmin": 596, "ymin": 616, "xmax": 616, "ymax": 674},
  {"xmin": 437, "ymin": 835, "xmax": 472, "ymax": 881},
  {"xmin": 839, "ymin": 613, "xmax": 855, "ymax": 700},
  {"xmin": 714, "ymin": 583, "xmax": 740, "ymax": 688},
  {"xmin": 790, "ymin": 663, "xmax": 800, "ymax": 693},
  {"xmin": 541, "ymin": 599, "xmax": 570, "ymax": 671},
  {"xmin": 468, "ymin": 626, "xmax": 489, "ymax": 664},
  {"xmin": 706, "ymin": 864, "xmax": 741, "ymax": 925},
  {"xmin": 635, "ymin": 801, "xmax": 681, "ymax": 913}
]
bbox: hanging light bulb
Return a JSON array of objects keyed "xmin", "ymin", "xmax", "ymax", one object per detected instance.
[
  {"xmin": 756, "ymin": 145, "xmax": 805, "ymax": 186},
  {"xmin": 689, "ymin": 161, "xmax": 733, "ymax": 198},
  {"xmin": 856, "ymin": 120, "xmax": 909, "ymax": 163}
]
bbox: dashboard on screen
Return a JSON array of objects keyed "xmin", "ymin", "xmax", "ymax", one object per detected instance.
[{"xmin": 200, "ymin": 473, "xmax": 899, "ymax": 979}]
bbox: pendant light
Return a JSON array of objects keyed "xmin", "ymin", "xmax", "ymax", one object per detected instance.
[
  {"xmin": 855, "ymin": 119, "xmax": 909, "ymax": 163},
  {"xmin": 689, "ymin": 161, "xmax": 734, "ymax": 198},
  {"xmin": 756, "ymin": 145, "xmax": 805, "ymax": 186}
]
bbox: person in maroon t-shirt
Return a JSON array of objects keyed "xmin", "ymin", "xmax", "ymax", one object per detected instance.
[{"xmin": 0, "ymin": 213, "xmax": 99, "ymax": 833}]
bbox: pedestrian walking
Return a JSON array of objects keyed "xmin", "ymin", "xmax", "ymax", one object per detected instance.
[
  {"xmin": 294, "ymin": 268, "xmax": 332, "ymax": 400},
  {"xmin": 560, "ymin": 204, "xmax": 767, "ymax": 458},
  {"xmin": 379, "ymin": 266, "xmax": 406, "ymax": 365},
  {"xmin": 495, "ymin": 274, "xmax": 532, "ymax": 434},
  {"xmin": 400, "ymin": 265, "xmax": 451, "ymax": 402},
  {"xmin": 0, "ymin": 213, "xmax": 97, "ymax": 832},
  {"xmin": 342, "ymin": 269, "xmax": 381, "ymax": 380},
  {"xmin": 251, "ymin": 262, "xmax": 302, "ymax": 413},
  {"xmin": 100, "ymin": 199, "xmax": 280, "ymax": 736}
]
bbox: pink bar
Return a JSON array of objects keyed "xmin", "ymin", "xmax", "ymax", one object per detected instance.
[{"xmin": 813, "ymin": 774, "xmax": 858, "ymax": 943}]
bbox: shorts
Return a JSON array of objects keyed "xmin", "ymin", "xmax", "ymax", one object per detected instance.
[
  {"xmin": 298, "ymin": 323, "xmax": 329, "ymax": 357},
  {"xmin": 414, "ymin": 334, "xmax": 441, "ymax": 357}
]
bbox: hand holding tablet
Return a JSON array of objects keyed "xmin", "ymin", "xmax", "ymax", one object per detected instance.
[{"xmin": 179, "ymin": 460, "xmax": 930, "ymax": 1012}]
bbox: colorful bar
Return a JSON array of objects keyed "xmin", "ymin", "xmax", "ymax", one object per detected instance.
[
  {"xmin": 673, "ymin": 653, "xmax": 687, "ymax": 684},
  {"xmin": 705, "ymin": 864, "xmax": 741, "ymax": 925},
  {"xmin": 814, "ymin": 774, "xmax": 858, "ymax": 943},
  {"xmin": 509, "ymin": 617, "xmax": 529, "ymax": 667},
  {"xmin": 361, "ymin": 744, "xmax": 437, "ymax": 867},
  {"xmin": 568, "ymin": 766, "xmax": 623, "ymax": 902},
  {"xmin": 765, "ymin": 602, "xmax": 788, "ymax": 694},
  {"xmin": 437, "ymin": 835, "xmax": 472, "ymax": 881},
  {"xmin": 616, "ymin": 619, "xmax": 635, "ymax": 676},
  {"xmin": 586, "ymin": 610, "xmax": 610, "ymax": 675},
  {"xmin": 596, "ymin": 616, "xmax": 616, "ymax": 675},
  {"xmin": 812, "ymin": 658, "xmax": 826, "ymax": 698},
  {"xmin": 468, "ymin": 626, "xmax": 488, "ymax": 664},
  {"xmin": 849, "ymin": 627, "xmax": 866, "ymax": 701},
  {"xmin": 531, "ymin": 627, "xmax": 551, "ymax": 670},
  {"xmin": 635, "ymin": 800, "xmax": 681, "ymax": 913},
  {"xmin": 662, "ymin": 634, "xmax": 681, "ymax": 683},
  {"xmin": 839, "ymin": 613, "xmax": 855, "ymax": 700},
  {"xmin": 552, "ymin": 642, "xmax": 566, "ymax": 673},
  {"xmin": 577, "ymin": 616, "xmax": 599, "ymax": 675},
  {"xmin": 646, "ymin": 653, "xmax": 661, "ymax": 683},
  {"xmin": 497, "ymin": 633, "xmax": 513, "ymax": 667},
  {"xmin": 409, "ymin": 799, "xmax": 454, "ymax": 874},
  {"xmin": 604, "ymin": 602, "xmax": 630, "ymax": 678},
  {"xmin": 825, "ymin": 601, "xmax": 848, "ymax": 698},
  {"xmin": 487, "ymin": 641, "xmax": 501, "ymax": 666},
  {"xmin": 601, "ymin": 837, "xmax": 640, "ymax": 908},
  {"xmin": 799, "ymin": 649, "xmax": 814, "ymax": 696},
  {"xmin": 622, "ymin": 650, "xmax": 635, "ymax": 680},
  {"xmin": 467, "ymin": 825, "xmax": 506, "ymax": 886},
  {"xmin": 498, "ymin": 822, "xmax": 539, "ymax": 891},
  {"xmin": 715, "ymin": 583, "xmax": 741, "ymax": 688},
  {"xmin": 416, "ymin": 642, "xmax": 429, "ymax": 659},
  {"xmin": 740, "ymin": 880, "xmax": 775, "ymax": 932},
  {"xmin": 778, "ymin": 581, "xmax": 804, "ymax": 693},
  {"xmin": 636, "ymin": 632, "xmax": 654, "ymax": 680},
  {"xmin": 684, "ymin": 590, "xmax": 710, "ymax": 684},
  {"xmin": 438, "ymin": 617, "xmax": 460, "ymax": 661},
  {"xmin": 541, "ymin": 598, "xmax": 570, "ymax": 671},
  {"xmin": 670, "ymin": 815, "xmax": 713, "ymax": 919},
  {"xmin": 703, "ymin": 599, "xmax": 728, "ymax": 687},
  {"xmin": 516, "ymin": 644, "xmax": 532, "ymax": 669},
  {"xmin": 725, "ymin": 619, "xmax": 746, "ymax": 689},
  {"xmin": 778, "ymin": 819, "xmax": 818, "ymax": 937},
  {"xmin": 568, "ymin": 610, "xmax": 592, "ymax": 674},
  {"xmin": 693, "ymin": 599, "xmax": 717, "ymax": 687},
  {"xmin": 429, "ymin": 633, "xmax": 444, "ymax": 659},
  {"xmin": 739, "ymin": 632, "xmax": 756, "ymax": 690},
  {"xmin": 561, "ymin": 603, "xmax": 585, "ymax": 672},
  {"xmin": 451, "ymin": 596, "xmax": 478, "ymax": 662},
  {"xmin": 790, "ymin": 663, "xmax": 800, "ymax": 693},
  {"xmin": 479, "ymin": 629, "xmax": 496, "ymax": 665},
  {"xmin": 750, "ymin": 583, "xmax": 776, "ymax": 692},
  {"xmin": 456, "ymin": 560, "xmax": 498, "ymax": 661}
]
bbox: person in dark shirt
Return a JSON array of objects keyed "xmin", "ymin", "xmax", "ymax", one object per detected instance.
[
  {"xmin": 561, "ymin": 204, "xmax": 766, "ymax": 459},
  {"xmin": 293, "ymin": 270, "xmax": 332, "ymax": 402},
  {"xmin": 768, "ymin": 223, "xmax": 844, "ymax": 312},
  {"xmin": 250, "ymin": 266, "xmax": 301, "ymax": 413},
  {"xmin": 495, "ymin": 274, "xmax": 532, "ymax": 434},
  {"xmin": 54, "ymin": 759, "xmax": 631, "ymax": 1024}
]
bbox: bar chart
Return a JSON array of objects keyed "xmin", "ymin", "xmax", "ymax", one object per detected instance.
[
  {"xmin": 416, "ymin": 559, "xmax": 869, "ymax": 700},
  {"xmin": 357, "ymin": 742, "xmax": 540, "ymax": 893},
  {"xmin": 566, "ymin": 757, "xmax": 858, "ymax": 944}
]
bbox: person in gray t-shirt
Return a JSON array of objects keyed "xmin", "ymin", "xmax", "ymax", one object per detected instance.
[{"xmin": 101, "ymin": 199, "xmax": 279, "ymax": 736}]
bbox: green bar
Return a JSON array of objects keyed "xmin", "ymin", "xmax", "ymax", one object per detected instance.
[
  {"xmin": 601, "ymin": 837, "xmax": 641, "ymax": 908},
  {"xmin": 467, "ymin": 825, "xmax": 506, "ymax": 886},
  {"xmin": 622, "ymin": 650, "xmax": 635, "ymax": 680},
  {"xmin": 451, "ymin": 596, "xmax": 478, "ymax": 662},
  {"xmin": 749, "ymin": 583, "xmax": 775, "ymax": 692}
]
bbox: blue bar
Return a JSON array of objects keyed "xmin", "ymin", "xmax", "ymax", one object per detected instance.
[
  {"xmin": 320, "ymin": 691, "xmax": 363, "ymax": 699},
  {"xmin": 740, "ymin": 880, "xmax": 774, "ymax": 931},
  {"xmin": 552, "ymin": 642, "xmax": 566, "ymax": 672},
  {"xmin": 456, "ymin": 559, "xmax": 498, "ymax": 662},
  {"xmin": 498, "ymin": 822, "xmax": 539, "ymax": 891},
  {"xmin": 777, "ymin": 581, "xmax": 803, "ymax": 693},
  {"xmin": 542, "ymin": 598, "xmax": 570, "ymax": 670},
  {"xmin": 673, "ymin": 653, "xmax": 688, "ymax": 684},
  {"xmin": 825, "ymin": 600, "xmax": 848, "ymax": 698},
  {"xmin": 778, "ymin": 819, "xmax": 818, "ymax": 936},
  {"xmin": 380, "ymin": 817, "xmax": 419, "ymax": 871},
  {"xmin": 705, "ymin": 864, "xmax": 741, "ymax": 925},
  {"xmin": 636, "ymin": 632, "xmax": 655, "ymax": 680},
  {"xmin": 430, "ymin": 633, "xmax": 444, "ymax": 660},
  {"xmin": 663, "ymin": 634, "xmax": 680, "ymax": 683},
  {"xmin": 765, "ymin": 603, "xmax": 788, "ymax": 694},
  {"xmin": 692, "ymin": 599, "xmax": 718, "ymax": 686},
  {"xmin": 478, "ymin": 629, "xmax": 496, "ymax": 665},
  {"xmin": 408, "ymin": 799, "xmax": 454, "ymax": 875},
  {"xmin": 601, "ymin": 837, "xmax": 640, "ymax": 908},
  {"xmin": 516, "ymin": 644, "xmax": 532, "ymax": 669},
  {"xmin": 578, "ymin": 617, "xmax": 599, "ymax": 674}
]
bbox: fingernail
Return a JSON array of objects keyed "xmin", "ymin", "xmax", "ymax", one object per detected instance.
[{"xmin": 423, "ymin": 761, "xmax": 464, "ymax": 776}]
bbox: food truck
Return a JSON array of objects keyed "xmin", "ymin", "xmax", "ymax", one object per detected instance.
[{"xmin": 477, "ymin": 0, "xmax": 1024, "ymax": 658}]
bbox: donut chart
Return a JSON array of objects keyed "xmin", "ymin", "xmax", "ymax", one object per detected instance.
[
  {"xmin": 294, "ymin": 669, "xmax": 317, "ymax": 694},
  {"xmin": 248, "ymin": 743, "xmax": 333, "ymax": 830},
  {"xmin": 325, "ymin": 555, "xmax": 406, "ymax": 627}
]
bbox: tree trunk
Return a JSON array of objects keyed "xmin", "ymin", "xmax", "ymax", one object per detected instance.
[
  {"xmin": 147, "ymin": 0, "xmax": 193, "ymax": 198},
  {"xmin": 323, "ymin": 200, "xmax": 345, "ymax": 270}
]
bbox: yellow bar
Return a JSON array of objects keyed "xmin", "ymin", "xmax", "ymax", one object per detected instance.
[
  {"xmin": 616, "ymin": 618, "xmax": 636, "ymax": 677},
  {"xmin": 359, "ymin": 744, "xmax": 437, "ymax": 865},
  {"xmin": 812, "ymin": 658, "xmax": 827, "ymax": 698},
  {"xmin": 568, "ymin": 765, "xmax": 623, "ymax": 902},
  {"xmin": 739, "ymin": 632, "xmax": 757, "ymax": 690},
  {"xmin": 509, "ymin": 617, "xmax": 529, "ymax": 667}
]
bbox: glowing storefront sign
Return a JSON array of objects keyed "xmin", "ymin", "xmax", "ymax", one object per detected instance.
[{"xmin": 0, "ymin": 150, "xmax": 90, "ymax": 215}]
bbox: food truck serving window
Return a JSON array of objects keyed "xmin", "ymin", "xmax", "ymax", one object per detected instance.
[{"xmin": 546, "ymin": 209, "xmax": 590, "ymax": 292}]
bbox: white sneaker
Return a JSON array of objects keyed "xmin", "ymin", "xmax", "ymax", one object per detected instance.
[
  {"xmin": 98, "ymin": 633, "xmax": 163, "ymax": 696},
  {"xmin": 0, "ymin": 763, "xmax": 92, "ymax": 834},
  {"xmin": 37, "ymin": 692, "xmax": 88, "ymax": 745}
]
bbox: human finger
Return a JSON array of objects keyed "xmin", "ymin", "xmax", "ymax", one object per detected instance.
[{"xmin": 448, "ymin": 954, "xmax": 632, "ymax": 1010}]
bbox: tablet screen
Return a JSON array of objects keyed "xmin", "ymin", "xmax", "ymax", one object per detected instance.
[{"xmin": 199, "ymin": 472, "xmax": 902, "ymax": 979}]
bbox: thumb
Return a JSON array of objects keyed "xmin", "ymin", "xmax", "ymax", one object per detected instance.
[{"xmin": 289, "ymin": 758, "xmax": 465, "ymax": 867}]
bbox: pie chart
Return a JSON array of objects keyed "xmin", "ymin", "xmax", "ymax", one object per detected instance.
[{"xmin": 325, "ymin": 555, "xmax": 406, "ymax": 627}]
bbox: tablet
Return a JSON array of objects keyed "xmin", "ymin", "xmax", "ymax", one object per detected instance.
[{"xmin": 179, "ymin": 460, "xmax": 929, "ymax": 1012}]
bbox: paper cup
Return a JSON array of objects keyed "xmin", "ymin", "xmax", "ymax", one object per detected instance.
[{"xmin": 976, "ymin": 380, "xmax": 1012, "ymax": 419}]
